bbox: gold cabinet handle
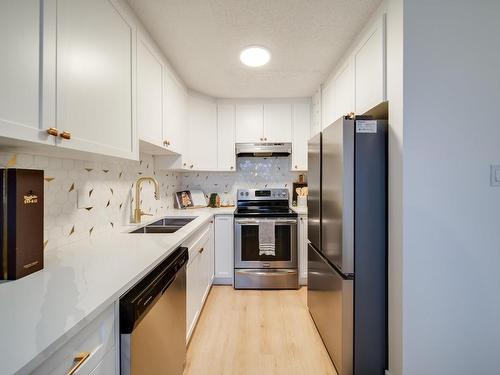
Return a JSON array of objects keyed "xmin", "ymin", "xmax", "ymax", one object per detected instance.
[
  {"xmin": 60, "ymin": 131, "xmax": 71, "ymax": 140},
  {"xmin": 230, "ymin": 166, "xmax": 234, "ymax": 170},
  {"xmin": 66, "ymin": 352, "xmax": 90, "ymax": 375},
  {"xmin": 295, "ymin": 165, "xmax": 298, "ymax": 169},
  {"xmin": 264, "ymin": 137, "xmax": 267, "ymax": 141},
  {"xmin": 190, "ymin": 165, "xmax": 193, "ymax": 169},
  {"xmin": 47, "ymin": 127, "xmax": 59, "ymax": 137},
  {"xmin": 183, "ymin": 163, "xmax": 187, "ymax": 166},
  {"xmin": 198, "ymin": 247, "xmax": 204, "ymax": 254},
  {"xmin": 163, "ymin": 140, "xmax": 171, "ymax": 146}
]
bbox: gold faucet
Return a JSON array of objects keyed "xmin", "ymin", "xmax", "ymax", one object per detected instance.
[{"xmin": 133, "ymin": 176, "xmax": 160, "ymax": 223}]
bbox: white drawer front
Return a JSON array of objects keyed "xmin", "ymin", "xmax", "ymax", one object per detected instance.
[
  {"xmin": 88, "ymin": 348, "xmax": 116, "ymax": 375},
  {"xmin": 33, "ymin": 304, "xmax": 115, "ymax": 375}
]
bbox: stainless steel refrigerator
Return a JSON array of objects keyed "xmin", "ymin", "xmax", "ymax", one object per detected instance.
[{"xmin": 307, "ymin": 117, "xmax": 387, "ymax": 375}]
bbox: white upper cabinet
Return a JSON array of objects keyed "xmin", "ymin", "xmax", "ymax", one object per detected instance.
[
  {"xmin": 187, "ymin": 93, "xmax": 217, "ymax": 170},
  {"xmin": 321, "ymin": 80, "xmax": 336, "ymax": 129},
  {"xmin": 235, "ymin": 104, "xmax": 263, "ymax": 143},
  {"xmin": 137, "ymin": 35, "xmax": 163, "ymax": 148},
  {"xmin": 291, "ymin": 103, "xmax": 310, "ymax": 171},
  {"xmin": 0, "ymin": 0, "xmax": 54, "ymax": 146},
  {"xmin": 263, "ymin": 103, "xmax": 292, "ymax": 142},
  {"xmin": 334, "ymin": 60, "xmax": 355, "ymax": 120},
  {"xmin": 355, "ymin": 16, "xmax": 386, "ymax": 114},
  {"xmin": 54, "ymin": 0, "xmax": 137, "ymax": 159},
  {"xmin": 217, "ymin": 104, "xmax": 236, "ymax": 171},
  {"xmin": 164, "ymin": 70, "xmax": 187, "ymax": 155}
]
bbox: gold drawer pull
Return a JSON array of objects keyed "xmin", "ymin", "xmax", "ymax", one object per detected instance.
[
  {"xmin": 60, "ymin": 131, "xmax": 71, "ymax": 140},
  {"xmin": 47, "ymin": 127, "xmax": 59, "ymax": 137},
  {"xmin": 66, "ymin": 351, "xmax": 91, "ymax": 375},
  {"xmin": 198, "ymin": 247, "xmax": 204, "ymax": 254}
]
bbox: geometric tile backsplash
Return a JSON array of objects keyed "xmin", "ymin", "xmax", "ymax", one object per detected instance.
[
  {"xmin": 0, "ymin": 151, "xmax": 180, "ymax": 251},
  {"xmin": 181, "ymin": 156, "xmax": 306, "ymax": 205},
  {"xmin": 0, "ymin": 152, "xmax": 304, "ymax": 251}
]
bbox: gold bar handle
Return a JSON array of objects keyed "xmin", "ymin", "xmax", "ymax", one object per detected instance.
[
  {"xmin": 47, "ymin": 127, "xmax": 59, "ymax": 137},
  {"xmin": 66, "ymin": 351, "xmax": 91, "ymax": 375},
  {"xmin": 60, "ymin": 131, "xmax": 71, "ymax": 140}
]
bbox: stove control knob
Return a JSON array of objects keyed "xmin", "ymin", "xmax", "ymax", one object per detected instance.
[
  {"xmin": 245, "ymin": 192, "xmax": 249, "ymax": 196},
  {"xmin": 240, "ymin": 192, "xmax": 244, "ymax": 196}
]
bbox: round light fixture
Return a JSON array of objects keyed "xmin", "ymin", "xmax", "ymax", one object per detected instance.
[{"xmin": 240, "ymin": 46, "xmax": 271, "ymax": 67}]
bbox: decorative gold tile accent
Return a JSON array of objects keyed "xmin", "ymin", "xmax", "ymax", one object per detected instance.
[
  {"xmin": 88, "ymin": 188, "xmax": 94, "ymax": 197},
  {"xmin": 110, "ymin": 222, "xmax": 114, "ymax": 228},
  {"xmin": 69, "ymin": 226, "xmax": 75, "ymax": 236},
  {"xmin": 89, "ymin": 226, "xmax": 94, "ymax": 236},
  {"xmin": 102, "ymin": 169, "xmax": 109, "ymax": 173},
  {"xmin": 43, "ymin": 240, "xmax": 49, "ymax": 250},
  {"xmin": 84, "ymin": 168, "xmax": 93, "ymax": 172},
  {"xmin": 84, "ymin": 207, "xmax": 93, "ymax": 211},
  {"xmin": 44, "ymin": 177, "xmax": 55, "ymax": 182},
  {"xmin": 110, "ymin": 187, "xmax": 114, "ymax": 195},
  {"xmin": 6, "ymin": 154, "xmax": 16, "ymax": 167},
  {"xmin": 119, "ymin": 171, "xmax": 123, "ymax": 178},
  {"xmin": 106, "ymin": 200, "xmax": 110, "ymax": 208},
  {"xmin": 68, "ymin": 182, "xmax": 75, "ymax": 192}
]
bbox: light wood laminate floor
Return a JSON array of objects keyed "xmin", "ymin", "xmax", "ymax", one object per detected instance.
[{"xmin": 184, "ymin": 286, "xmax": 337, "ymax": 375}]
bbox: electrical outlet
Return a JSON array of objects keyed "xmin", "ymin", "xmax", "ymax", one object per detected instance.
[{"xmin": 491, "ymin": 165, "xmax": 500, "ymax": 187}]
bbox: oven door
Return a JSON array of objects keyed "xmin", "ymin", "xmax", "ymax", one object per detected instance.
[{"xmin": 234, "ymin": 217, "xmax": 297, "ymax": 269}]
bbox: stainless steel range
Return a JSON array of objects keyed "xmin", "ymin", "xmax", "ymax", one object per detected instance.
[{"xmin": 234, "ymin": 188, "xmax": 298, "ymax": 289}]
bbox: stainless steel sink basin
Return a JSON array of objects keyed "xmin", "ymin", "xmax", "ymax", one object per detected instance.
[{"xmin": 130, "ymin": 217, "xmax": 196, "ymax": 234}]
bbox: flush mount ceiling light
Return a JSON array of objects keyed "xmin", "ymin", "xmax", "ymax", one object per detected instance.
[{"xmin": 240, "ymin": 46, "xmax": 271, "ymax": 67}]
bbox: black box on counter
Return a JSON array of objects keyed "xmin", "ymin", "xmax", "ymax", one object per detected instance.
[{"xmin": 0, "ymin": 169, "xmax": 44, "ymax": 280}]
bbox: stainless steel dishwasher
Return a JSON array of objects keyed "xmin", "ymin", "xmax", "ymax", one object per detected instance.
[{"xmin": 120, "ymin": 246, "xmax": 188, "ymax": 375}]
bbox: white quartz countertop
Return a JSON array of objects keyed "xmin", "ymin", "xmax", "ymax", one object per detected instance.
[
  {"xmin": 0, "ymin": 207, "xmax": 235, "ymax": 374},
  {"xmin": 290, "ymin": 205, "xmax": 308, "ymax": 215}
]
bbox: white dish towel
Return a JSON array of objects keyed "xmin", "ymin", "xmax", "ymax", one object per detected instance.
[{"xmin": 258, "ymin": 221, "xmax": 276, "ymax": 256}]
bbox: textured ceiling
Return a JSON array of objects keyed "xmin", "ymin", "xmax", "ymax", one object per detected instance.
[{"xmin": 126, "ymin": 0, "xmax": 382, "ymax": 98}]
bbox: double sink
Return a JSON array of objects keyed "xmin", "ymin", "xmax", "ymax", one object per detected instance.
[{"xmin": 130, "ymin": 217, "xmax": 196, "ymax": 234}]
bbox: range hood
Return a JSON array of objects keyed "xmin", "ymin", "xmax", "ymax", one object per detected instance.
[{"xmin": 236, "ymin": 143, "xmax": 292, "ymax": 157}]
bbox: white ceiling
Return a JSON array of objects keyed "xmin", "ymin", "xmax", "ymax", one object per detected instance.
[{"xmin": 126, "ymin": 0, "xmax": 382, "ymax": 98}]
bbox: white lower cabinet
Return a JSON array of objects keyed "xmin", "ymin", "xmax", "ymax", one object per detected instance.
[
  {"xmin": 214, "ymin": 215, "xmax": 234, "ymax": 285},
  {"xmin": 186, "ymin": 222, "xmax": 214, "ymax": 341},
  {"xmin": 298, "ymin": 214, "xmax": 308, "ymax": 285},
  {"xmin": 33, "ymin": 304, "xmax": 117, "ymax": 375}
]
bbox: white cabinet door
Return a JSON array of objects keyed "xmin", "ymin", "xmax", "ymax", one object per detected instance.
[
  {"xmin": 137, "ymin": 35, "xmax": 163, "ymax": 148},
  {"xmin": 335, "ymin": 60, "xmax": 355, "ymax": 119},
  {"xmin": 321, "ymin": 80, "xmax": 336, "ymax": 130},
  {"xmin": 0, "ymin": 0, "xmax": 55, "ymax": 146},
  {"xmin": 235, "ymin": 104, "xmax": 263, "ymax": 143},
  {"xmin": 217, "ymin": 104, "xmax": 236, "ymax": 171},
  {"xmin": 187, "ymin": 94, "xmax": 217, "ymax": 170},
  {"xmin": 163, "ymin": 69, "xmax": 187, "ymax": 155},
  {"xmin": 263, "ymin": 103, "xmax": 292, "ymax": 142},
  {"xmin": 214, "ymin": 215, "xmax": 234, "ymax": 285},
  {"xmin": 187, "ymin": 251, "xmax": 203, "ymax": 340},
  {"xmin": 298, "ymin": 214, "xmax": 308, "ymax": 285},
  {"xmin": 55, "ymin": 0, "xmax": 136, "ymax": 159},
  {"xmin": 355, "ymin": 16, "xmax": 386, "ymax": 114},
  {"xmin": 291, "ymin": 103, "xmax": 310, "ymax": 171}
]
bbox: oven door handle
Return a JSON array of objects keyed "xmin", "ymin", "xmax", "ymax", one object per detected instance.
[{"xmin": 235, "ymin": 218, "xmax": 297, "ymax": 224}]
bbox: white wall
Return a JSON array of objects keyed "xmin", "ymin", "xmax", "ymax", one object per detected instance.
[{"xmin": 403, "ymin": 1, "xmax": 500, "ymax": 374}]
